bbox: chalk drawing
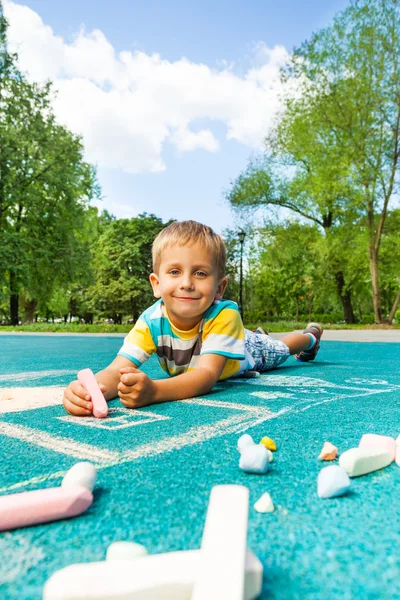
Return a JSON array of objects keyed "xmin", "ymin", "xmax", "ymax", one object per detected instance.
[
  {"xmin": 57, "ymin": 407, "xmax": 171, "ymax": 430},
  {"xmin": 0, "ymin": 370, "xmax": 75, "ymax": 385},
  {"xmin": 0, "ymin": 373, "xmax": 399, "ymax": 494},
  {"xmin": 0, "ymin": 534, "xmax": 45, "ymax": 585}
]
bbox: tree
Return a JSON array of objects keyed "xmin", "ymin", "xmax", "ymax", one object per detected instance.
[
  {"xmin": 227, "ymin": 0, "xmax": 400, "ymax": 324},
  {"xmin": 87, "ymin": 214, "xmax": 173, "ymax": 323},
  {"xmin": 286, "ymin": 0, "xmax": 400, "ymax": 322},
  {"xmin": 0, "ymin": 4, "xmax": 100, "ymax": 324}
]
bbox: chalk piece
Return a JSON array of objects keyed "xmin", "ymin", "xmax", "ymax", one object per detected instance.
[
  {"xmin": 396, "ymin": 445, "xmax": 400, "ymax": 468},
  {"xmin": 259, "ymin": 437, "xmax": 276, "ymax": 452},
  {"xmin": 43, "ymin": 549, "xmax": 263, "ymax": 600},
  {"xmin": 318, "ymin": 442, "xmax": 338, "ymax": 461},
  {"xmin": 0, "ymin": 485, "xmax": 93, "ymax": 531},
  {"xmin": 78, "ymin": 368, "xmax": 108, "ymax": 418},
  {"xmin": 254, "ymin": 492, "xmax": 274, "ymax": 513},
  {"xmin": 62, "ymin": 463, "xmax": 97, "ymax": 492},
  {"xmin": 396, "ymin": 434, "xmax": 400, "ymax": 447},
  {"xmin": 317, "ymin": 465, "xmax": 350, "ymax": 499},
  {"xmin": 192, "ymin": 485, "xmax": 249, "ymax": 600},
  {"xmin": 106, "ymin": 542, "xmax": 148, "ymax": 561},
  {"xmin": 238, "ymin": 434, "xmax": 255, "ymax": 453},
  {"xmin": 359, "ymin": 434, "xmax": 396, "ymax": 461},
  {"xmin": 339, "ymin": 447, "xmax": 392, "ymax": 477},
  {"xmin": 266, "ymin": 449, "xmax": 273, "ymax": 463},
  {"xmin": 239, "ymin": 445, "xmax": 269, "ymax": 474}
]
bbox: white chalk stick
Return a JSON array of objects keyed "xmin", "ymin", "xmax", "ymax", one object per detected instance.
[
  {"xmin": 339, "ymin": 447, "xmax": 392, "ymax": 477},
  {"xmin": 192, "ymin": 485, "xmax": 249, "ymax": 600},
  {"xmin": 43, "ymin": 549, "xmax": 263, "ymax": 600},
  {"xmin": 61, "ymin": 462, "xmax": 97, "ymax": 492},
  {"xmin": 359, "ymin": 434, "xmax": 396, "ymax": 461},
  {"xmin": 78, "ymin": 368, "xmax": 108, "ymax": 418}
]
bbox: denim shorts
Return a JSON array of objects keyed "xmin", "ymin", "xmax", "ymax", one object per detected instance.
[{"xmin": 244, "ymin": 329, "xmax": 290, "ymax": 371}]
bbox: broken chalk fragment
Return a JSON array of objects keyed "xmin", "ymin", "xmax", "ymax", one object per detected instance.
[
  {"xmin": 318, "ymin": 442, "xmax": 338, "ymax": 461},
  {"xmin": 339, "ymin": 447, "xmax": 392, "ymax": 477},
  {"xmin": 239, "ymin": 445, "xmax": 269, "ymax": 474},
  {"xmin": 359, "ymin": 434, "xmax": 396, "ymax": 461},
  {"xmin": 317, "ymin": 465, "xmax": 350, "ymax": 499},
  {"xmin": 237, "ymin": 434, "xmax": 255, "ymax": 453},
  {"xmin": 259, "ymin": 437, "xmax": 277, "ymax": 452},
  {"xmin": 266, "ymin": 449, "xmax": 273, "ymax": 463},
  {"xmin": 254, "ymin": 492, "xmax": 274, "ymax": 513}
]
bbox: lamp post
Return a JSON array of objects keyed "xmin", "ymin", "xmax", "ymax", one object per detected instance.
[{"xmin": 238, "ymin": 230, "xmax": 246, "ymax": 320}]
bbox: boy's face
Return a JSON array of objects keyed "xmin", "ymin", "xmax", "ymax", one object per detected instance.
[{"xmin": 150, "ymin": 242, "xmax": 228, "ymax": 330}]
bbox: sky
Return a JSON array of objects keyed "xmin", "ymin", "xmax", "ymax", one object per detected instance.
[{"xmin": 3, "ymin": 0, "xmax": 350, "ymax": 233}]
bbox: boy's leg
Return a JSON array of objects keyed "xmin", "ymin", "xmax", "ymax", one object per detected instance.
[{"xmin": 281, "ymin": 323, "xmax": 323, "ymax": 362}]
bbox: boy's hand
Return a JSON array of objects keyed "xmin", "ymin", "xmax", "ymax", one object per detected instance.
[
  {"xmin": 118, "ymin": 367, "xmax": 157, "ymax": 408},
  {"xmin": 63, "ymin": 380, "xmax": 106, "ymax": 416}
]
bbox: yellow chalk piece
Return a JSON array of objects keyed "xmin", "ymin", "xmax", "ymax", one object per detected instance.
[{"xmin": 260, "ymin": 437, "xmax": 277, "ymax": 452}]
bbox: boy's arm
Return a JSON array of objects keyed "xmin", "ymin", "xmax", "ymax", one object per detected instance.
[{"xmin": 118, "ymin": 354, "xmax": 228, "ymax": 408}]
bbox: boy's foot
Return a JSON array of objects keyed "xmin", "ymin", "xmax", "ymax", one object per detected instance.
[
  {"xmin": 295, "ymin": 323, "xmax": 323, "ymax": 362},
  {"xmin": 253, "ymin": 326, "xmax": 269, "ymax": 335}
]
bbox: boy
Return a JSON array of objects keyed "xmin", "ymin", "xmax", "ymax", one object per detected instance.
[{"xmin": 63, "ymin": 221, "xmax": 322, "ymax": 416}]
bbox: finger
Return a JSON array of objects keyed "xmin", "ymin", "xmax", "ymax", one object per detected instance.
[
  {"xmin": 119, "ymin": 367, "xmax": 140, "ymax": 375},
  {"xmin": 119, "ymin": 396, "xmax": 134, "ymax": 407},
  {"xmin": 70, "ymin": 381, "xmax": 92, "ymax": 402},
  {"xmin": 63, "ymin": 397, "xmax": 92, "ymax": 416},
  {"xmin": 66, "ymin": 391, "xmax": 93, "ymax": 411},
  {"xmin": 118, "ymin": 383, "xmax": 136, "ymax": 395},
  {"xmin": 119, "ymin": 374, "xmax": 139, "ymax": 387}
]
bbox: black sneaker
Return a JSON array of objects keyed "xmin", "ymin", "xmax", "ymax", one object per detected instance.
[{"xmin": 295, "ymin": 323, "xmax": 323, "ymax": 362}]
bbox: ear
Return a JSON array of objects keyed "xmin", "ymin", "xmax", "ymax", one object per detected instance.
[
  {"xmin": 149, "ymin": 273, "xmax": 161, "ymax": 298},
  {"xmin": 215, "ymin": 276, "xmax": 228, "ymax": 300}
]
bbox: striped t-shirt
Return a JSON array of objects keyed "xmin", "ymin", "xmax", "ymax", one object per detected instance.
[{"xmin": 118, "ymin": 299, "xmax": 254, "ymax": 380}]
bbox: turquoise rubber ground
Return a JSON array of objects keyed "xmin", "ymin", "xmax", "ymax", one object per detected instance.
[{"xmin": 0, "ymin": 335, "xmax": 399, "ymax": 599}]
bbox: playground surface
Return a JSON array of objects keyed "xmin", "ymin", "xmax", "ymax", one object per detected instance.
[{"xmin": 0, "ymin": 333, "xmax": 399, "ymax": 599}]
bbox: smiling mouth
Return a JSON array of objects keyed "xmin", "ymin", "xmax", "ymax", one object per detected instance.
[{"xmin": 174, "ymin": 297, "xmax": 200, "ymax": 301}]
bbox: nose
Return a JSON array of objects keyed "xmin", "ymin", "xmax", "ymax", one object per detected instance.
[{"xmin": 180, "ymin": 273, "xmax": 194, "ymax": 290}]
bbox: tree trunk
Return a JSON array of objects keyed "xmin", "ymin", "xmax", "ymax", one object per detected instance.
[
  {"xmin": 23, "ymin": 298, "xmax": 37, "ymax": 323},
  {"xmin": 9, "ymin": 271, "xmax": 19, "ymax": 325},
  {"xmin": 335, "ymin": 271, "xmax": 355, "ymax": 324},
  {"xmin": 387, "ymin": 289, "xmax": 400, "ymax": 326},
  {"xmin": 368, "ymin": 244, "xmax": 382, "ymax": 323}
]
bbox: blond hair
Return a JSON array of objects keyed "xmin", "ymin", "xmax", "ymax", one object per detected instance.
[{"xmin": 152, "ymin": 220, "xmax": 226, "ymax": 278}]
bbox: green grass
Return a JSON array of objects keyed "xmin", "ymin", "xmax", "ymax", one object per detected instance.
[
  {"xmin": 1, "ymin": 320, "xmax": 399, "ymax": 333},
  {"xmin": 0, "ymin": 322, "xmax": 130, "ymax": 333}
]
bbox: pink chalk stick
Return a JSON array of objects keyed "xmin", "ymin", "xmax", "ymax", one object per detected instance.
[
  {"xmin": 359, "ymin": 434, "xmax": 396, "ymax": 461},
  {"xmin": 78, "ymin": 368, "xmax": 108, "ymax": 418},
  {"xmin": 0, "ymin": 485, "xmax": 93, "ymax": 531}
]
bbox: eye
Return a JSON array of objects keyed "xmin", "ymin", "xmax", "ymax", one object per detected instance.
[
  {"xmin": 195, "ymin": 271, "xmax": 207, "ymax": 278},
  {"xmin": 169, "ymin": 269, "xmax": 180, "ymax": 276}
]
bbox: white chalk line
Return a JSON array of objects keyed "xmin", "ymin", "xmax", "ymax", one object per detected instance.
[
  {"xmin": 1, "ymin": 375, "xmax": 399, "ymax": 494},
  {"xmin": 0, "ymin": 422, "xmax": 119, "ymax": 463},
  {"xmin": 0, "ymin": 399, "xmax": 278, "ymax": 493},
  {"xmin": 0, "ymin": 370, "xmax": 75, "ymax": 384},
  {"xmin": 57, "ymin": 408, "xmax": 171, "ymax": 430}
]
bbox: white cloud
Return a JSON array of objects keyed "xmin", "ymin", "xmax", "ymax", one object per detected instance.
[{"xmin": 4, "ymin": 1, "xmax": 290, "ymax": 174}]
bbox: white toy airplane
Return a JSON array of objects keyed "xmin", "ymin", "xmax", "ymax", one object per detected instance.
[{"xmin": 43, "ymin": 484, "xmax": 263, "ymax": 600}]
